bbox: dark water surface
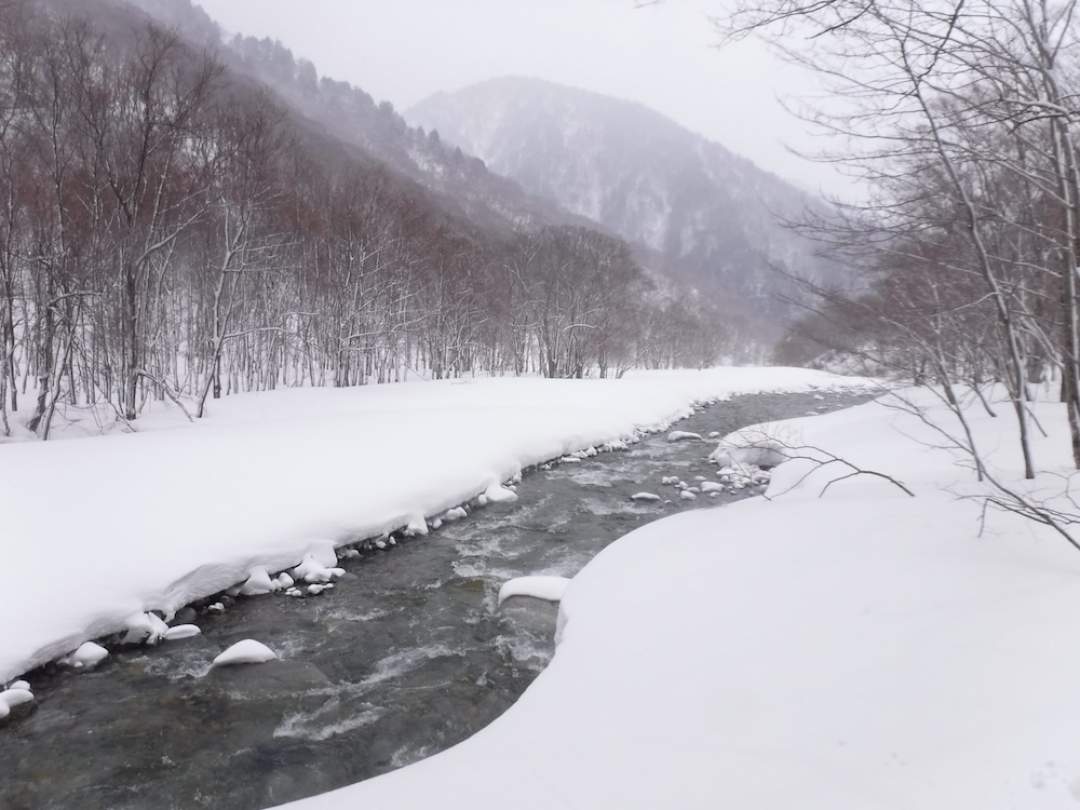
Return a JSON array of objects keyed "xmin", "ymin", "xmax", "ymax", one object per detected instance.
[{"xmin": 0, "ymin": 388, "xmax": 873, "ymax": 810}]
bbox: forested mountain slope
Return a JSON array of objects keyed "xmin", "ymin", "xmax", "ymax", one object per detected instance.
[
  {"xmin": 130, "ymin": 0, "xmax": 577, "ymax": 234},
  {"xmin": 409, "ymin": 77, "xmax": 842, "ymax": 333},
  {"xmin": 1, "ymin": 0, "xmax": 736, "ymax": 441},
  {"xmin": 133, "ymin": 2, "xmax": 835, "ymax": 352}
]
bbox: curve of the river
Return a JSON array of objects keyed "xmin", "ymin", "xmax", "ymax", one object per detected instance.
[{"xmin": 0, "ymin": 388, "xmax": 873, "ymax": 810}]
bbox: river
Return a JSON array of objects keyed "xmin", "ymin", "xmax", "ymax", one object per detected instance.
[{"xmin": 0, "ymin": 388, "xmax": 873, "ymax": 810}]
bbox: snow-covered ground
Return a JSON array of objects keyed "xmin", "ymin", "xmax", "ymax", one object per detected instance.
[
  {"xmin": 280, "ymin": 385, "xmax": 1080, "ymax": 810},
  {"xmin": 0, "ymin": 367, "xmax": 866, "ymax": 683}
]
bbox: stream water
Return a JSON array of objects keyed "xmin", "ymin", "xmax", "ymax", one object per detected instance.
[{"xmin": 0, "ymin": 388, "xmax": 873, "ymax": 810}]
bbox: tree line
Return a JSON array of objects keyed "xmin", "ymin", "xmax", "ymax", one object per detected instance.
[
  {"xmin": 725, "ymin": 0, "xmax": 1080, "ymax": 543},
  {"xmin": 0, "ymin": 0, "xmax": 728, "ymax": 439}
]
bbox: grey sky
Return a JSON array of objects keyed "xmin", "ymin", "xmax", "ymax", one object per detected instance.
[{"xmin": 197, "ymin": 0, "xmax": 842, "ymax": 196}]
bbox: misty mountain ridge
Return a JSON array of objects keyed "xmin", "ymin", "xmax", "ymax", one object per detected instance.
[
  {"xmin": 409, "ymin": 76, "xmax": 838, "ymax": 321},
  {"xmin": 126, "ymin": 0, "xmax": 583, "ymax": 236},
  {"xmin": 124, "ymin": 0, "xmax": 834, "ymax": 353}
]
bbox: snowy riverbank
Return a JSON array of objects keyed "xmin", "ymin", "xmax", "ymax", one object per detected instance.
[
  {"xmin": 280, "ymin": 385, "xmax": 1080, "ymax": 810},
  {"xmin": 0, "ymin": 367, "xmax": 868, "ymax": 684}
]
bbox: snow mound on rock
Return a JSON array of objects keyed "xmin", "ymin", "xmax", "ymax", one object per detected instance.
[
  {"xmin": 498, "ymin": 576, "xmax": 572, "ymax": 606},
  {"xmin": 239, "ymin": 566, "xmax": 274, "ymax": 596},
  {"xmin": 121, "ymin": 612, "xmax": 168, "ymax": 646},
  {"xmin": 163, "ymin": 625, "xmax": 201, "ymax": 641},
  {"xmin": 212, "ymin": 640, "xmax": 277, "ymax": 667},
  {"xmin": 61, "ymin": 642, "xmax": 109, "ymax": 670},
  {"xmin": 483, "ymin": 482, "xmax": 519, "ymax": 504},
  {"xmin": 667, "ymin": 430, "xmax": 703, "ymax": 442}
]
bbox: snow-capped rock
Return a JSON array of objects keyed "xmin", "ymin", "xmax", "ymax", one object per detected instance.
[
  {"xmin": 0, "ymin": 684, "xmax": 34, "ymax": 721},
  {"xmin": 444, "ymin": 506, "xmax": 468, "ymax": 522},
  {"xmin": 163, "ymin": 625, "xmax": 202, "ymax": 642},
  {"xmin": 212, "ymin": 640, "xmax": 277, "ymax": 667},
  {"xmin": 291, "ymin": 553, "xmax": 345, "ymax": 584},
  {"xmin": 121, "ymin": 612, "xmax": 169, "ymax": 646},
  {"xmin": 275, "ymin": 573, "xmax": 295, "ymax": 590},
  {"xmin": 631, "ymin": 492, "xmax": 662, "ymax": 502},
  {"xmin": 1, "ymin": 687, "xmax": 33, "ymax": 710},
  {"xmin": 239, "ymin": 566, "xmax": 274, "ymax": 597},
  {"xmin": 61, "ymin": 642, "xmax": 109, "ymax": 670},
  {"xmin": 484, "ymin": 482, "xmax": 519, "ymax": 504},
  {"xmin": 498, "ymin": 576, "xmax": 572, "ymax": 606},
  {"xmin": 405, "ymin": 516, "xmax": 429, "ymax": 537},
  {"xmin": 710, "ymin": 442, "xmax": 787, "ymax": 469},
  {"xmin": 668, "ymin": 431, "xmax": 703, "ymax": 443}
]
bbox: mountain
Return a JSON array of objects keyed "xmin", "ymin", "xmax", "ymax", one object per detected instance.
[
  {"xmin": 408, "ymin": 77, "xmax": 840, "ymax": 337},
  {"xmin": 109, "ymin": 0, "xmax": 816, "ymax": 357},
  {"xmin": 129, "ymin": 0, "xmax": 582, "ymax": 236}
]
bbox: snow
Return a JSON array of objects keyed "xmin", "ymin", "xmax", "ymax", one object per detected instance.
[
  {"xmin": 1, "ymin": 688, "xmax": 33, "ymax": 710},
  {"xmin": 238, "ymin": 567, "xmax": 275, "ymax": 596},
  {"xmin": 666, "ymin": 430, "xmax": 703, "ymax": 442},
  {"xmin": 404, "ymin": 517, "xmax": 429, "ymax": 537},
  {"xmin": 0, "ymin": 683, "xmax": 32, "ymax": 721},
  {"xmin": 483, "ymin": 482, "xmax": 519, "ymax": 504},
  {"xmin": 211, "ymin": 640, "xmax": 277, "ymax": 667},
  {"xmin": 498, "ymin": 576, "xmax": 572, "ymax": 606},
  {"xmin": 0, "ymin": 368, "xmax": 870, "ymax": 682},
  {"xmin": 276, "ymin": 386, "xmax": 1080, "ymax": 810},
  {"xmin": 710, "ymin": 439, "xmax": 786, "ymax": 469},
  {"xmin": 163, "ymin": 625, "xmax": 202, "ymax": 642},
  {"xmin": 120, "ymin": 612, "xmax": 168, "ymax": 646},
  {"xmin": 275, "ymin": 573, "xmax": 295, "ymax": 589},
  {"xmin": 443, "ymin": 506, "xmax": 469, "ymax": 522},
  {"xmin": 60, "ymin": 642, "xmax": 108, "ymax": 670},
  {"xmin": 291, "ymin": 553, "xmax": 345, "ymax": 584}
]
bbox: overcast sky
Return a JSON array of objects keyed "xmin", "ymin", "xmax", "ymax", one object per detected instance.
[{"xmin": 196, "ymin": 0, "xmax": 843, "ymax": 196}]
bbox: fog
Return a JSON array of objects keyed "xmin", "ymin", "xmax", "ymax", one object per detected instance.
[{"xmin": 196, "ymin": 0, "xmax": 844, "ymax": 196}]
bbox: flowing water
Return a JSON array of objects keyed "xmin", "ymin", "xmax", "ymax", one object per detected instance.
[{"xmin": 0, "ymin": 388, "xmax": 873, "ymax": 810}]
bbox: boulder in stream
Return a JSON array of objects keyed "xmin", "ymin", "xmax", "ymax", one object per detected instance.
[{"xmin": 211, "ymin": 640, "xmax": 277, "ymax": 668}]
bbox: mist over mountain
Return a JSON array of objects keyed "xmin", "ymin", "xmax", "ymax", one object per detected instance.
[
  {"xmin": 409, "ymin": 77, "xmax": 840, "ymax": 329},
  {"xmin": 128, "ymin": 0, "xmax": 580, "ymax": 235},
  {"xmin": 133, "ymin": 2, "xmax": 841, "ymax": 351}
]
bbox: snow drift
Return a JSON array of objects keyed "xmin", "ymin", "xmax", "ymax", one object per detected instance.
[{"xmin": 278, "ymin": 386, "xmax": 1080, "ymax": 810}]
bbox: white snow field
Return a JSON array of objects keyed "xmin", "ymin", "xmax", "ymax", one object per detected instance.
[
  {"xmin": 280, "ymin": 386, "xmax": 1080, "ymax": 810},
  {"xmin": 0, "ymin": 367, "xmax": 866, "ymax": 683}
]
